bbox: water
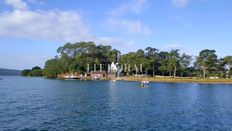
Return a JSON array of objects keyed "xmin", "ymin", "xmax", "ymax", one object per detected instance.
[{"xmin": 1, "ymin": 76, "xmax": 232, "ymax": 130}]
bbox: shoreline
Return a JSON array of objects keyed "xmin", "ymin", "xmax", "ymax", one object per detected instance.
[
  {"xmin": 103, "ymin": 76, "xmax": 232, "ymax": 84},
  {"xmin": 54, "ymin": 75, "xmax": 232, "ymax": 84}
]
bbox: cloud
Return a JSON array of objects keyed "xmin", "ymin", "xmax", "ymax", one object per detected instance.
[
  {"xmin": 110, "ymin": 0, "xmax": 149, "ymax": 17},
  {"xmin": 0, "ymin": 0, "xmax": 142, "ymax": 69},
  {"xmin": 4, "ymin": 0, "xmax": 28, "ymax": 10},
  {"xmin": 1, "ymin": 0, "xmax": 93, "ymax": 42},
  {"xmin": 1, "ymin": 0, "xmax": 139, "ymax": 51},
  {"xmin": 171, "ymin": 0, "xmax": 190, "ymax": 8},
  {"xmin": 107, "ymin": 0, "xmax": 151, "ymax": 35},
  {"xmin": 107, "ymin": 18, "xmax": 151, "ymax": 35}
]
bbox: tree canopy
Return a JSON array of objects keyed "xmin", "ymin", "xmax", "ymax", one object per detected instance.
[
  {"xmin": 195, "ymin": 49, "xmax": 218, "ymax": 78},
  {"xmin": 22, "ymin": 66, "xmax": 43, "ymax": 77},
  {"xmin": 22, "ymin": 41, "xmax": 232, "ymax": 79},
  {"xmin": 43, "ymin": 42, "xmax": 120, "ymax": 78}
]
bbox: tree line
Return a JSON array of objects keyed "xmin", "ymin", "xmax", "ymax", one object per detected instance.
[
  {"xmin": 23, "ymin": 41, "xmax": 232, "ymax": 78},
  {"xmin": 21, "ymin": 66, "xmax": 43, "ymax": 77}
]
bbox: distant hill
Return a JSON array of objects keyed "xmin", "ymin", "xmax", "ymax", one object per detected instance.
[{"xmin": 0, "ymin": 68, "xmax": 21, "ymax": 76}]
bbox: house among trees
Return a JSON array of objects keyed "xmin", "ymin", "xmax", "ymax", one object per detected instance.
[{"xmin": 86, "ymin": 71, "xmax": 106, "ymax": 78}]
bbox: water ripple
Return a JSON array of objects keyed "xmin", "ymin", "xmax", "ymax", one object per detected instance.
[{"xmin": 0, "ymin": 76, "xmax": 232, "ymax": 130}]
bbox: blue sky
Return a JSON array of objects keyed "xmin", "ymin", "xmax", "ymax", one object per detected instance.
[{"xmin": 0, "ymin": 0, "xmax": 232, "ymax": 70}]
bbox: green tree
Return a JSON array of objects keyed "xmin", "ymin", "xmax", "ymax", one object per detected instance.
[
  {"xmin": 21, "ymin": 69, "xmax": 31, "ymax": 76},
  {"xmin": 121, "ymin": 52, "xmax": 137, "ymax": 75},
  {"xmin": 223, "ymin": 56, "xmax": 232, "ymax": 78},
  {"xmin": 179, "ymin": 53, "xmax": 192, "ymax": 77},
  {"xmin": 43, "ymin": 59, "xmax": 62, "ymax": 78},
  {"xmin": 216, "ymin": 58, "xmax": 226, "ymax": 78},
  {"xmin": 195, "ymin": 49, "xmax": 218, "ymax": 78},
  {"xmin": 29, "ymin": 69, "xmax": 43, "ymax": 77},
  {"xmin": 42, "ymin": 41, "xmax": 230, "ymax": 79},
  {"xmin": 167, "ymin": 49, "xmax": 180, "ymax": 77},
  {"xmin": 158, "ymin": 51, "xmax": 169, "ymax": 76},
  {"xmin": 145, "ymin": 47, "xmax": 159, "ymax": 77},
  {"xmin": 44, "ymin": 41, "xmax": 120, "ymax": 78},
  {"xmin": 32, "ymin": 66, "xmax": 41, "ymax": 70}
]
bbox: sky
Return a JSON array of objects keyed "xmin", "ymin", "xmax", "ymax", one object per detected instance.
[{"xmin": 0, "ymin": 0, "xmax": 232, "ymax": 70}]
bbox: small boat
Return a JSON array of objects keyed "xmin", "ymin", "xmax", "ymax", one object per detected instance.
[
  {"xmin": 140, "ymin": 80, "xmax": 149, "ymax": 86},
  {"xmin": 64, "ymin": 75, "xmax": 78, "ymax": 79},
  {"xmin": 92, "ymin": 76, "xmax": 100, "ymax": 80},
  {"xmin": 70, "ymin": 75, "xmax": 78, "ymax": 79}
]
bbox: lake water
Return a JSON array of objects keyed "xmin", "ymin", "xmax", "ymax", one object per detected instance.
[{"xmin": 1, "ymin": 76, "xmax": 232, "ymax": 130}]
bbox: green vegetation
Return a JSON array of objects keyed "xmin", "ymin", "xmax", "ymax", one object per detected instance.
[
  {"xmin": 195, "ymin": 49, "xmax": 218, "ymax": 78},
  {"xmin": 120, "ymin": 77, "xmax": 232, "ymax": 84},
  {"xmin": 43, "ymin": 42, "xmax": 120, "ymax": 78},
  {"xmin": 21, "ymin": 66, "xmax": 43, "ymax": 77},
  {"xmin": 21, "ymin": 69, "xmax": 31, "ymax": 76},
  {"xmin": 23, "ymin": 41, "xmax": 232, "ymax": 79}
]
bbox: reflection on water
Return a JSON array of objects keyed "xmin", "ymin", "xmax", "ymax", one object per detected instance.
[{"xmin": 1, "ymin": 76, "xmax": 232, "ymax": 130}]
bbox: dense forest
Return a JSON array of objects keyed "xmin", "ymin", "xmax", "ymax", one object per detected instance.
[{"xmin": 23, "ymin": 41, "xmax": 232, "ymax": 78}]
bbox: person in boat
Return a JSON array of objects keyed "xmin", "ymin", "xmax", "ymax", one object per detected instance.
[{"xmin": 140, "ymin": 80, "xmax": 149, "ymax": 86}]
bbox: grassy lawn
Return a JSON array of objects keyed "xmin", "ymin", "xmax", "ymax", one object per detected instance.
[{"xmin": 119, "ymin": 76, "xmax": 232, "ymax": 84}]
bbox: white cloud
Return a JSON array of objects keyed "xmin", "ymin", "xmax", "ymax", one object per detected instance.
[
  {"xmin": 171, "ymin": 0, "xmax": 190, "ymax": 8},
  {"xmin": 4, "ymin": 0, "xmax": 28, "ymax": 10},
  {"xmin": 0, "ymin": 0, "xmax": 139, "ymax": 51},
  {"xmin": 110, "ymin": 0, "xmax": 149, "ymax": 17},
  {"xmin": 107, "ymin": 18, "xmax": 151, "ymax": 35},
  {"xmin": 0, "ymin": 0, "xmax": 141, "ymax": 69},
  {"xmin": 107, "ymin": 0, "xmax": 151, "ymax": 35},
  {"xmin": 1, "ymin": 0, "xmax": 93, "ymax": 42}
]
